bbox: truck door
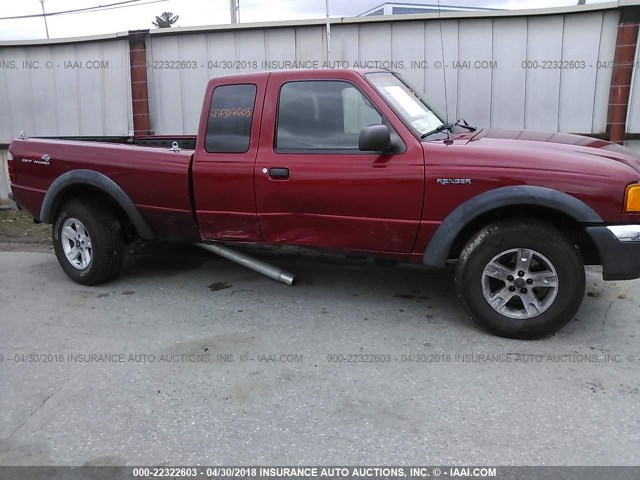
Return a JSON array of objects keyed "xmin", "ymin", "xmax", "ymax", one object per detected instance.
[
  {"xmin": 193, "ymin": 75, "xmax": 266, "ymax": 241},
  {"xmin": 254, "ymin": 71, "xmax": 424, "ymax": 256}
]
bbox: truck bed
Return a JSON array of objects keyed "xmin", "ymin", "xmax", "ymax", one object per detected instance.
[
  {"xmin": 9, "ymin": 137, "xmax": 199, "ymax": 240},
  {"xmin": 30, "ymin": 135, "xmax": 197, "ymax": 150}
]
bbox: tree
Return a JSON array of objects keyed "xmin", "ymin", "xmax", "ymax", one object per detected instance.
[{"xmin": 152, "ymin": 12, "xmax": 179, "ymax": 28}]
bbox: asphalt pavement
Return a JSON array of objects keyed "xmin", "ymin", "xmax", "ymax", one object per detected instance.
[{"xmin": 0, "ymin": 245, "xmax": 639, "ymax": 465}]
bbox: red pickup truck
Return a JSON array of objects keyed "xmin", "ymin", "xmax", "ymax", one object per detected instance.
[{"xmin": 7, "ymin": 68, "xmax": 640, "ymax": 339}]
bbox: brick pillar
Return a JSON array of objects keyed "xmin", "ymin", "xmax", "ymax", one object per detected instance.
[
  {"xmin": 607, "ymin": 7, "xmax": 640, "ymax": 144},
  {"xmin": 129, "ymin": 30, "xmax": 152, "ymax": 135}
]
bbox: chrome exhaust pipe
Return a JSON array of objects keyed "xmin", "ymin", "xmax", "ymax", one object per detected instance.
[{"xmin": 196, "ymin": 243, "xmax": 295, "ymax": 286}]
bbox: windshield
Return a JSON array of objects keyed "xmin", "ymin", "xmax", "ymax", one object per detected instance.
[{"xmin": 366, "ymin": 72, "xmax": 444, "ymax": 137}]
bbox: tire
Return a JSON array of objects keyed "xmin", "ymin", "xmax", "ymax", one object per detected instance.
[
  {"xmin": 52, "ymin": 199, "xmax": 125, "ymax": 286},
  {"xmin": 455, "ymin": 221, "xmax": 585, "ymax": 339}
]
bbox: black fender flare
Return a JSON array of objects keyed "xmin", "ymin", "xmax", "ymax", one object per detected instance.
[
  {"xmin": 422, "ymin": 185, "xmax": 603, "ymax": 268},
  {"xmin": 40, "ymin": 169, "xmax": 156, "ymax": 240}
]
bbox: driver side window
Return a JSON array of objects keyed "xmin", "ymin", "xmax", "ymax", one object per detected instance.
[{"xmin": 276, "ymin": 80, "xmax": 383, "ymax": 151}]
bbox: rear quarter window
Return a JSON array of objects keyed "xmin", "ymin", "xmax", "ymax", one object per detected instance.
[{"xmin": 205, "ymin": 84, "xmax": 257, "ymax": 153}]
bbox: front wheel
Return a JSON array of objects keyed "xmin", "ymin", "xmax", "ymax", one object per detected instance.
[
  {"xmin": 455, "ymin": 221, "xmax": 585, "ymax": 339},
  {"xmin": 52, "ymin": 199, "xmax": 125, "ymax": 285}
]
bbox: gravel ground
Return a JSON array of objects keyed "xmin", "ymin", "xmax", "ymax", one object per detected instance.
[{"xmin": 0, "ymin": 209, "xmax": 51, "ymax": 253}]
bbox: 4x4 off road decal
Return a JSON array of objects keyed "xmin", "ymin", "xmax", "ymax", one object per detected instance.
[{"xmin": 21, "ymin": 153, "xmax": 51, "ymax": 166}]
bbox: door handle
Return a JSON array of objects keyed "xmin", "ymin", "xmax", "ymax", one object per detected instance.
[{"xmin": 268, "ymin": 167, "xmax": 289, "ymax": 179}]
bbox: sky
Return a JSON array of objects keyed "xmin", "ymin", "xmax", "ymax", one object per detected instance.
[{"xmin": 0, "ymin": 0, "xmax": 606, "ymax": 41}]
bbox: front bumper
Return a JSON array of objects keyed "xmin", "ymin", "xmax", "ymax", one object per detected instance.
[{"xmin": 587, "ymin": 225, "xmax": 640, "ymax": 280}]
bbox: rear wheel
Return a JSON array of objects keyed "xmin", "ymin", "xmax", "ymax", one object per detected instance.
[
  {"xmin": 52, "ymin": 199, "xmax": 125, "ymax": 285},
  {"xmin": 455, "ymin": 221, "xmax": 585, "ymax": 339}
]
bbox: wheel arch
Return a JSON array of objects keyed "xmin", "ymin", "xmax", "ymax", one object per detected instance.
[
  {"xmin": 41, "ymin": 169, "xmax": 156, "ymax": 241},
  {"xmin": 423, "ymin": 185, "xmax": 603, "ymax": 268}
]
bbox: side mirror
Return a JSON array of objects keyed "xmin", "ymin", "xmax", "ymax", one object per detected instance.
[{"xmin": 359, "ymin": 124, "xmax": 392, "ymax": 152}]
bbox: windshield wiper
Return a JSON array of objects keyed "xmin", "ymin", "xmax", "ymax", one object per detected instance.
[{"xmin": 421, "ymin": 118, "xmax": 477, "ymax": 139}]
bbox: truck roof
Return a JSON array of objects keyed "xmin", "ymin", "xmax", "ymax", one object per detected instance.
[{"xmin": 205, "ymin": 68, "xmax": 389, "ymax": 83}]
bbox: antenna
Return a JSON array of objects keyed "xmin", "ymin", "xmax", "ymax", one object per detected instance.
[{"xmin": 437, "ymin": 0, "xmax": 449, "ymax": 124}]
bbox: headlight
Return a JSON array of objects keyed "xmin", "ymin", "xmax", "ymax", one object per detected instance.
[{"xmin": 625, "ymin": 183, "xmax": 640, "ymax": 213}]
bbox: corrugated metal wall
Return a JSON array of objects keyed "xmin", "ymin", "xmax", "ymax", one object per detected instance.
[
  {"xmin": 1, "ymin": 6, "xmax": 638, "ymax": 205},
  {"xmin": 0, "ymin": 9, "xmax": 626, "ymax": 141},
  {"xmin": 147, "ymin": 9, "xmax": 620, "ymax": 136},
  {"xmin": 0, "ymin": 39, "xmax": 132, "ymax": 144}
]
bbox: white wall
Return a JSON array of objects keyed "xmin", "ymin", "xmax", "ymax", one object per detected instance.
[
  {"xmin": 0, "ymin": 7, "xmax": 627, "ymax": 142},
  {"xmin": 0, "ymin": 39, "xmax": 132, "ymax": 144},
  {"xmin": 147, "ymin": 9, "xmax": 619, "ymax": 135}
]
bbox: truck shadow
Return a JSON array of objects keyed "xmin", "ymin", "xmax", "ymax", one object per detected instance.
[
  {"xmin": 120, "ymin": 241, "xmax": 472, "ymax": 330},
  {"xmin": 123, "ymin": 242, "xmax": 212, "ymax": 278},
  {"xmin": 117, "ymin": 242, "xmax": 626, "ymax": 338}
]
